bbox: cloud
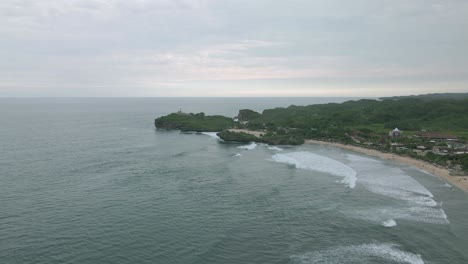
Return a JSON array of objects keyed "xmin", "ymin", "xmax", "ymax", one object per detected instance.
[{"xmin": 1, "ymin": 0, "xmax": 467, "ymax": 96}]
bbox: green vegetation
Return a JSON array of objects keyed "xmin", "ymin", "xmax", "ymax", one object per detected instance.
[
  {"xmin": 260, "ymin": 131, "xmax": 305, "ymax": 145},
  {"xmin": 237, "ymin": 109, "xmax": 261, "ymax": 121},
  {"xmin": 243, "ymin": 98, "xmax": 468, "ymax": 132},
  {"xmin": 216, "ymin": 130, "xmax": 304, "ymax": 145},
  {"xmin": 380, "ymin": 92, "xmax": 468, "ymax": 101},
  {"xmin": 216, "ymin": 130, "xmax": 258, "ymax": 142},
  {"xmin": 154, "ymin": 95, "xmax": 468, "ymax": 173},
  {"xmin": 154, "ymin": 112, "xmax": 235, "ymax": 132},
  {"xmin": 420, "ymin": 152, "xmax": 468, "ymax": 170}
]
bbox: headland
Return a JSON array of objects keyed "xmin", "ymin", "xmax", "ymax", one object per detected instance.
[{"xmin": 154, "ymin": 93, "xmax": 468, "ymax": 191}]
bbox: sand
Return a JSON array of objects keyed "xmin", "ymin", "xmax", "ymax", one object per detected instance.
[
  {"xmin": 224, "ymin": 129, "xmax": 468, "ymax": 191},
  {"xmin": 305, "ymin": 140, "xmax": 468, "ymax": 192}
]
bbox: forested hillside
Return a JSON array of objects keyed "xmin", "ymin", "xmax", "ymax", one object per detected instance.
[{"xmin": 244, "ymin": 98, "xmax": 468, "ymax": 135}]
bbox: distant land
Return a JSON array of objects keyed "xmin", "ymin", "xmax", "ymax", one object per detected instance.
[
  {"xmin": 380, "ymin": 92, "xmax": 468, "ymax": 101},
  {"xmin": 155, "ymin": 93, "xmax": 468, "ymax": 178}
]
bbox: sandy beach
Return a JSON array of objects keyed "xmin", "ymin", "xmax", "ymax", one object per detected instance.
[
  {"xmin": 305, "ymin": 140, "xmax": 468, "ymax": 192},
  {"xmin": 227, "ymin": 129, "xmax": 468, "ymax": 191}
]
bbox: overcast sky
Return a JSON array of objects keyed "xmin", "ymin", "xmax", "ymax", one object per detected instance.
[{"xmin": 1, "ymin": 0, "xmax": 467, "ymax": 97}]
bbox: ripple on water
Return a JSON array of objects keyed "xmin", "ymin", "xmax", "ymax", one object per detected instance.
[
  {"xmin": 272, "ymin": 151, "xmax": 357, "ymax": 188},
  {"xmin": 344, "ymin": 154, "xmax": 449, "ymax": 225},
  {"xmin": 291, "ymin": 243, "xmax": 424, "ymax": 264}
]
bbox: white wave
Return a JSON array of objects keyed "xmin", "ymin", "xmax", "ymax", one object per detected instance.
[
  {"xmin": 233, "ymin": 153, "xmax": 242, "ymax": 157},
  {"xmin": 201, "ymin": 132, "xmax": 220, "ymax": 139},
  {"xmin": 346, "ymin": 154, "xmax": 436, "ymax": 205},
  {"xmin": 237, "ymin": 142, "xmax": 257, "ymax": 150},
  {"xmin": 268, "ymin": 146, "xmax": 283, "ymax": 151},
  {"xmin": 291, "ymin": 243, "xmax": 424, "ymax": 264},
  {"xmin": 272, "ymin": 152, "xmax": 357, "ymax": 188},
  {"xmin": 344, "ymin": 154, "xmax": 448, "ymax": 224},
  {"xmin": 350, "ymin": 206, "xmax": 448, "ymax": 225},
  {"xmin": 382, "ymin": 219, "xmax": 397, "ymax": 227},
  {"xmin": 365, "ymin": 183, "xmax": 437, "ymax": 207}
]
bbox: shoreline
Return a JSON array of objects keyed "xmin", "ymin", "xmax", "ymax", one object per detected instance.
[
  {"xmin": 225, "ymin": 129, "xmax": 468, "ymax": 191},
  {"xmin": 305, "ymin": 140, "xmax": 468, "ymax": 192},
  {"xmin": 223, "ymin": 129, "xmax": 468, "ymax": 192}
]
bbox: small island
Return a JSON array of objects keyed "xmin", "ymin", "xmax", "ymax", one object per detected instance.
[{"xmin": 155, "ymin": 93, "xmax": 468, "ymax": 190}]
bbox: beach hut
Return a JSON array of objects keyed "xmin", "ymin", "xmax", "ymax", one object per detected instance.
[{"xmin": 389, "ymin": 128, "xmax": 401, "ymax": 138}]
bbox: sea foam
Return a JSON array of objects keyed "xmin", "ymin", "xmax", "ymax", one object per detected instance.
[
  {"xmin": 201, "ymin": 132, "xmax": 220, "ymax": 139},
  {"xmin": 382, "ymin": 219, "xmax": 397, "ymax": 227},
  {"xmin": 268, "ymin": 146, "xmax": 283, "ymax": 151},
  {"xmin": 351, "ymin": 206, "xmax": 448, "ymax": 225},
  {"xmin": 345, "ymin": 154, "xmax": 448, "ymax": 224},
  {"xmin": 233, "ymin": 153, "xmax": 242, "ymax": 157},
  {"xmin": 237, "ymin": 142, "xmax": 257, "ymax": 150},
  {"xmin": 291, "ymin": 243, "xmax": 424, "ymax": 264},
  {"xmin": 346, "ymin": 154, "xmax": 435, "ymax": 205},
  {"xmin": 272, "ymin": 152, "xmax": 357, "ymax": 188}
]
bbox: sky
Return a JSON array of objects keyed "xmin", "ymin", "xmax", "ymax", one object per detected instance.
[{"xmin": 1, "ymin": 0, "xmax": 467, "ymax": 97}]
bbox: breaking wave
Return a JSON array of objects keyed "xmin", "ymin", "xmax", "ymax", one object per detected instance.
[
  {"xmin": 268, "ymin": 146, "xmax": 283, "ymax": 151},
  {"xmin": 345, "ymin": 154, "xmax": 448, "ymax": 224},
  {"xmin": 201, "ymin": 132, "xmax": 220, "ymax": 139},
  {"xmin": 237, "ymin": 142, "xmax": 257, "ymax": 150},
  {"xmin": 233, "ymin": 153, "xmax": 242, "ymax": 157},
  {"xmin": 272, "ymin": 152, "xmax": 357, "ymax": 188},
  {"xmin": 291, "ymin": 243, "xmax": 424, "ymax": 264},
  {"xmin": 351, "ymin": 207, "xmax": 448, "ymax": 225},
  {"xmin": 382, "ymin": 219, "xmax": 397, "ymax": 227}
]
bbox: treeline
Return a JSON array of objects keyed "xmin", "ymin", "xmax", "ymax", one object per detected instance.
[
  {"xmin": 154, "ymin": 97, "xmax": 468, "ymax": 139},
  {"xmin": 380, "ymin": 92, "xmax": 468, "ymax": 101},
  {"xmin": 244, "ymin": 98, "xmax": 468, "ymax": 133},
  {"xmin": 154, "ymin": 96, "xmax": 468, "ymax": 172},
  {"xmin": 217, "ymin": 130, "xmax": 305, "ymax": 145},
  {"xmin": 154, "ymin": 112, "xmax": 235, "ymax": 132}
]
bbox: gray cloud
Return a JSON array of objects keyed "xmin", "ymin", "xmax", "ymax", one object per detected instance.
[{"xmin": 1, "ymin": 0, "xmax": 467, "ymax": 96}]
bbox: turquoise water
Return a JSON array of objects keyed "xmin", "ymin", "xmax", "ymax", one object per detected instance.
[{"xmin": 1, "ymin": 98, "xmax": 467, "ymax": 264}]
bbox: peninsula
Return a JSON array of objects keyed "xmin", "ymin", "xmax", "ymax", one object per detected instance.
[{"xmin": 155, "ymin": 93, "xmax": 468, "ymax": 190}]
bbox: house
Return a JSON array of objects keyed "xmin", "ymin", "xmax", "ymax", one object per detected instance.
[
  {"xmin": 389, "ymin": 128, "xmax": 401, "ymax": 138},
  {"xmin": 455, "ymin": 148, "xmax": 468, "ymax": 154},
  {"xmin": 433, "ymin": 147, "xmax": 468, "ymax": 155}
]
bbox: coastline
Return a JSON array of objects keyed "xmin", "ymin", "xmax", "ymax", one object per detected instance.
[
  {"xmin": 305, "ymin": 140, "xmax": 468, "ymax": 192},
  {"xmin": 224, "ymin": 129, "xmax": 468, "ymax": 191}
]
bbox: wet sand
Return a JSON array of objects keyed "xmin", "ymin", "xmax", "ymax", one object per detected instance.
[
  {"xmin": 305, "ymin": 140, "xmax": 468, "ymax": 192},
  {"xmin": 225, "ymin": 129, "xmax": 468, "ymax": 191}
]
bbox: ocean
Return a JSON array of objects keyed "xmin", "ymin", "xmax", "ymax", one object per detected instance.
[{"xmin": 1, "ymin": 98, "xmax": 467, "ymax": 264}]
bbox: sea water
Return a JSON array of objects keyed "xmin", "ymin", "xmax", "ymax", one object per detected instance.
[{"xmin": 1, "ymin": 98, "xmax": 468, "ymax": 264}]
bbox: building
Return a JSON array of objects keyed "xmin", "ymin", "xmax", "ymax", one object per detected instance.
[{"xmin": 389, "ymin": 128, "xmax": 401, "ymax": 138}]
